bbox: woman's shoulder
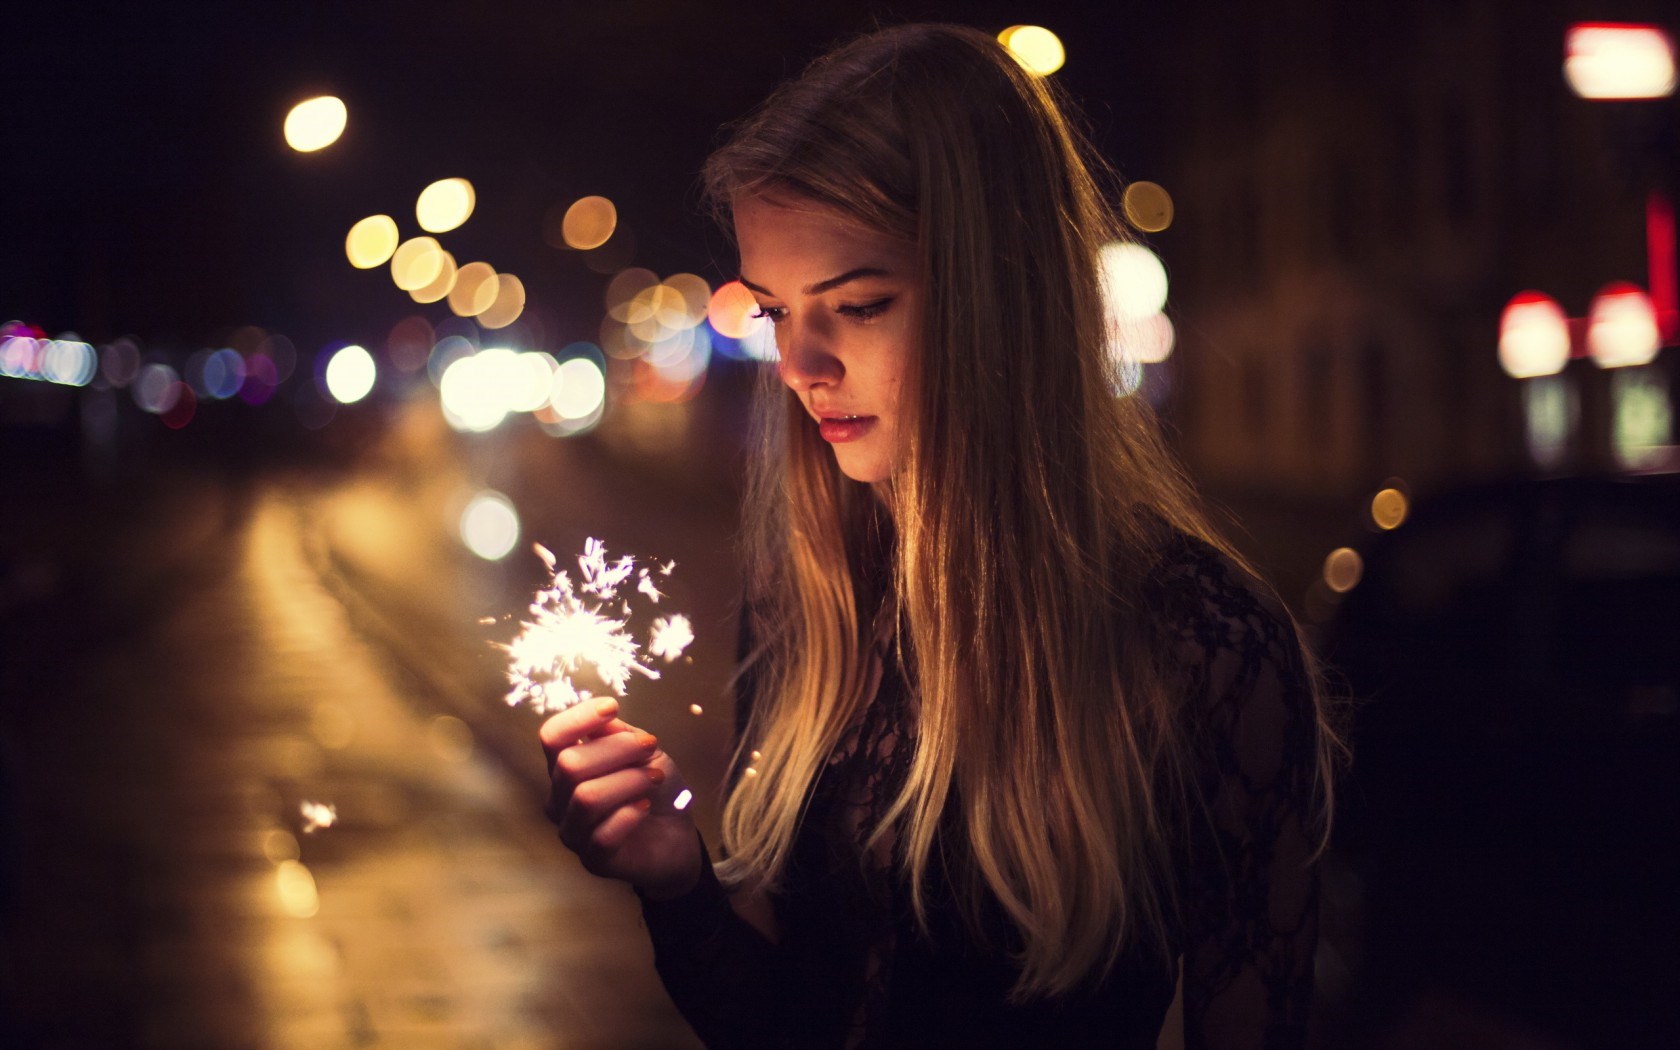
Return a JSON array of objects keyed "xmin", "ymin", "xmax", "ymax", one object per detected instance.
[{"xmin": 1129, "ymin": 512, "xmax": 1309, "ymax": 707}]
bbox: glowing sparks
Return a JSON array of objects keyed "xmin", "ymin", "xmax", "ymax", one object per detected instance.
[
  {"xmin": 648, "ymin": 615, "xmax": 694, "ymax": 663},
  {"xmin": 501, "ymin": 539, "xmax": 693, "ymax": 715},
  {"xmin": 299, "ymin": 801, "xmax": 337, "ymax": 834},
  {"xmin": 637, "ymin": 570, "xmax": 664, "ymax": 603}
]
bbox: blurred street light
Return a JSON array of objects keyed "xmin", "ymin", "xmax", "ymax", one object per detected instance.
[
  {"xmin": 1565, "ymin": 24, "xmax": 1676, "ymax": 100},
  {"xmin": 999, "ymin": 25, "xmax": 1066, "ymax": 76},
  {"xmin": 346, "ymin": 215, "xmax": 400, "ymax": 269},
  {"xmin": 1587, "ymin": 282, "xmax": 1662, "ymax": 368},
  {"xmin": 416, "ymin": 178, "xmax": 476, "ymax": 234},
  {"xmin": 283, "ymin": 96, "xmax": 348, "ymax": 152},
  {"xmin": 1498, "ymin": 291, "xmax": 1572, "ymax": 379},
  {"xmin": 460, "ymin": 491, "xmax": 520, "ymax": 561},
  {"xmin": 324, "ymin": 345, "xmax": 376, "ymax": 404}
]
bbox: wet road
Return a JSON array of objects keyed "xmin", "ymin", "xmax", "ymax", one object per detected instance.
[{"xmin": 0, "ymin": 400, "xmax": 744, "ymax": 1048}]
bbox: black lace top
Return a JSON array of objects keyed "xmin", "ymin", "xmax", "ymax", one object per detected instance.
[{"xmin": 638, "ymin": 529, "xmax": 1323, "ymax": 1048}]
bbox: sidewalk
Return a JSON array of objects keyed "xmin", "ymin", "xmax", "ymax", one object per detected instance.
[{"xmin": 0, "ymin": 453, "xmax": 705, "ymax": 1048}]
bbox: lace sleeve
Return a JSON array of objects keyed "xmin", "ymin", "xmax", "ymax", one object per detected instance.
[
  {"xmin": 1158, "ymin": 547, "xmax": 1322, "ymax": 1049},
  {"xmin": 634, "ymin": 605, "xmax": 792, "ymax": 1048}
]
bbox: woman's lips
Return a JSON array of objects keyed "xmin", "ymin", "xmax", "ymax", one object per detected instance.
[{"xmin": 818, "ymin": 416, "xmax": 877, "ymax": 443}]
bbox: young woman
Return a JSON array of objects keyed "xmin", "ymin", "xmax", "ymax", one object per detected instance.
[{"xmin": 539, "ymin": 23, "xmax": 1346, "ymax": 1048}]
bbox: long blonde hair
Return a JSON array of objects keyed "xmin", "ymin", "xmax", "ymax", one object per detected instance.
[{"xmin": 707, "ymin": 23, "xmax": 1344, "ymax": 1002}]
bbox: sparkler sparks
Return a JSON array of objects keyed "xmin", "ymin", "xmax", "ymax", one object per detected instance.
[
  {"xmin": 501, "ymin": 538, "xmax": 694, "ymax": 716},
  {"xmin": 648, "ymin": 615, "xmax": 695, "ymax": 662},
  {"xmin": 300, "ymin": 801, "xmax": 337, "ymax": 834}
]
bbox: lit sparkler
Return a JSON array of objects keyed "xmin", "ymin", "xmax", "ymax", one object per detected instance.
[
  {"xmin": 501, "ymin": 538, "xmax": 697, "ymax": 812},
  {"xmin": 502, "ymin": 539, "xmax": 694, "ymax": 715}
]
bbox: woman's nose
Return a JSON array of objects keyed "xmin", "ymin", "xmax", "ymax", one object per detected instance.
[{"xmin": 775, "ymin": 322, "xmax": 843, "ymax": 392}]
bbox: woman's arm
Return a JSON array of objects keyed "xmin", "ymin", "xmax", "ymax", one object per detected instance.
[
  {"xmin": 635, "ymin": 832, "xmax": 792, "ymax": 1047},
  {"xmin": 632, "ymin": 604, "xmax": 793, "ymax": 1048},
  {"xmin": 1164, "ymin": 552, "xmax": 1323, "ymax": 1049}
]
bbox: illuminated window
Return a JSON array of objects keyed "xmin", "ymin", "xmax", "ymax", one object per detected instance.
[
  {"xmin": 1611, "ymin": 365, "xmax": 1673, "ymax": 469},
  {"xmin": 1524, "ymin": 374, "xmax": 1577, "ymax": 468}
]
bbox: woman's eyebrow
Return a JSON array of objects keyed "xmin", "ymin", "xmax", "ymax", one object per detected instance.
[{"xmin": 739, "ymin": 267, "xmax": 894, "ymax": 298}]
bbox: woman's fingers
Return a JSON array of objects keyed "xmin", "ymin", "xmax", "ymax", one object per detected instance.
[
  {"xmin": 557, "ymin": 764, "xmax": 665, "ymax": 849},
  {"xmin": 589, "ymin": 798, "xmax": 653, "ymax": 853},
  {"xmin": 552, "ymin": 726, "xmax": 658, "ymax": 784},
  {"xmin": 538, "ymin": 699, "xmax": 630, "ymax": 761}
]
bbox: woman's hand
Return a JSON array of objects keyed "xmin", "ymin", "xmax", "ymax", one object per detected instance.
[{"xmin": 539, "ymin": 697, "xmax": 702, "ymax": 900}]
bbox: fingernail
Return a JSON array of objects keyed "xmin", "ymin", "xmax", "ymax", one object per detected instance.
[
  {"xmin": 647, "ymin": 767, "xmax": 666, "ymax": 785},
  {"xmin": 596, "ymin": 699, "xmax": 618, "ymax": 718},
  {"xmin": 635, "ymin": 798, "xmax": 652, "ymax": 812},
  {"xmin": 634, "ymin": 732, "xmax": 657, "ymax": 750}
]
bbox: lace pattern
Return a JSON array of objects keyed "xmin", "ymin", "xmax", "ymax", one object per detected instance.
[{"xmin": 644, "ymin": 527, "xmax": 1323, "ymax": 1048}]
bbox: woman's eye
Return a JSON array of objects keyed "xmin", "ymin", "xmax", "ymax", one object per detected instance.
[
  {"xmin": 840, "ymin": 298, "xmax": 894, "ymax": 321},
  {"xmin": 750, "ymin": 306, "xmax": 787, "ymax": 324}
]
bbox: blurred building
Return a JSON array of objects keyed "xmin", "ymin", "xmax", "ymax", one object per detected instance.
[{"xmin": 1168, "ymin": 2, "xmax": 1676, "ymax": 501}]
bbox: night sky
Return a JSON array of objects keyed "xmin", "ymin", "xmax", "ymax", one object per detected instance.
[{"xmin": 3, "ymin": 1, "xmax": 1181, "ymax": 356}]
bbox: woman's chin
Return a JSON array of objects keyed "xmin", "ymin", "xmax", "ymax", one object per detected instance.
[{"xmin": 833, "ymin": 453, "xmax": 892, "ymax": 485}]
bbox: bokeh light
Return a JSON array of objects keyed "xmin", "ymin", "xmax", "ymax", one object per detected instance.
[
  {"xmin": 665, "ymin": 273, "xmax": 713, "ymax": 326},
  {"xmin": 324, "ymin": 345, "xmax": 376, "ymax": 404},
  {"xmin": 550, "ymin": 357, "xmax": 607, "ymax": 421},
  {"xmin": 133, "ymin": 363, "xmax": 182, "ymax": 414},
  {"xmin": 1587, "ymin": 282, "xmax": 1661, "ymax": 368},
  {"xmin": 416, "ymin": 177, "xmax": 476, "ymax": 234},
  {"xmin": 391, "ymin": 236, "xmax": 445, "ymax": 291},
  {"xmin": 1499, "ymin": 291, "xmax": 1571, "ymax": 379},
  {"xmin": 440, "ymin": 349, "xmax": 515, "ymax": 432},
  {"xmin": 1565, "ymin": 24, "xmax": 1677, "ymax": 99},
  {"xmin": 161, "ymin": 383, "xmax": 196, "ymax": 429},
  {"xmin": 40, "ymin": 339, "xmax": 96, "ymax": 386},
  {"xmin": 346, "ymin": 215, "xmax": 400, "ymax": 269},
  {"xmin": 1099, "ymin": 242, "xmax": 1169, "ymax": 319},
  {"xmin": 560, "ymin": 195, "xmax": 618, "ymax": 250},
  {"xmin": 999, "ymin": 26, "xmax": 1066, "ymax": 76},
  {"xmin": 239, "ymin": 353, "xmax": 279, "ymax": 405},
  {"xmin": 275, "ymin": 859, "xmax": 320, "ymax": 918},
  {"xmin": 1323, "ymin": 547, "xmax": 1364, "ymax": 593},
  {"xmin": 259, "ymin": 332, "xmax": 298, "ymax": 382},
  {"xmin": 283, "ymin": 96, "xmax": 347, "ymax": 152},
  {"xmin": 449, "ymin": 262, "xmax": 499, "ymax": 317},
  {"xmin": 460, "ymin": 491, "xmax": 520, "ymax": 561},
  {"xmin": 428, "ymin": 333, "xmax": 477, "ymax": 388},
  {"xmin": 606, "ymin": 268, "xmax": 660, "ymax": 324},
  {"xmin": 506, "ymin": 352, "xmax": 555, "ymax": 413},
  {"xmin": 1122, "ymin": 182, "xmax": 1175, "ymax": 233},
  {"xmin": 101, "ymin": 338, "xmax": 141, "ymax": 387},
  {"xmin": 1111, "ymin": 313, "xmax": 1176, "ymax": 366},
  {"xmin": 708, "ymin": 280, "xmax": 767, "ymax": 340},
  {"xmin": 200, "ymin": 347, "xmax": 247, "ymax": 399},
  {"xmin": 1371, "ymin": 487, "xmax": 1409, "ymax": 530},
  {"xmin": 0, "ymin": 336, "xmax": 39, "ymax": 379},
  {"xmin": 409, "ymin": 250, "xmax": 459, "ymax": 304},
  {"xmin": 477, "ymin": 274, "xmax": 527, "ymax": 329}
]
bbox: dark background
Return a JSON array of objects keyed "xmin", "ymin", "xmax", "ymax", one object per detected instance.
[{"xmin": 3, "ymin": 2, "xmax": 1677, "ymax": 1048}]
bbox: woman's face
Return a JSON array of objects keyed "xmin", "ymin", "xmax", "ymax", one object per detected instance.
[{"xmin": 734, "ymin": 194, "xmax": 921, "ymax": 485}]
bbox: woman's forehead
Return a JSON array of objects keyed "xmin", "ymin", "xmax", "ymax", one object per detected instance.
[{"xmin": 734, "ymin": 196, "xmax": 914, "ymax": 279}]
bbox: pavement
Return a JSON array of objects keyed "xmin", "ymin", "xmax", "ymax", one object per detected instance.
[{"xmin": 0, "ymin": 398, "xmax": 743, "ymax": 1048}]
